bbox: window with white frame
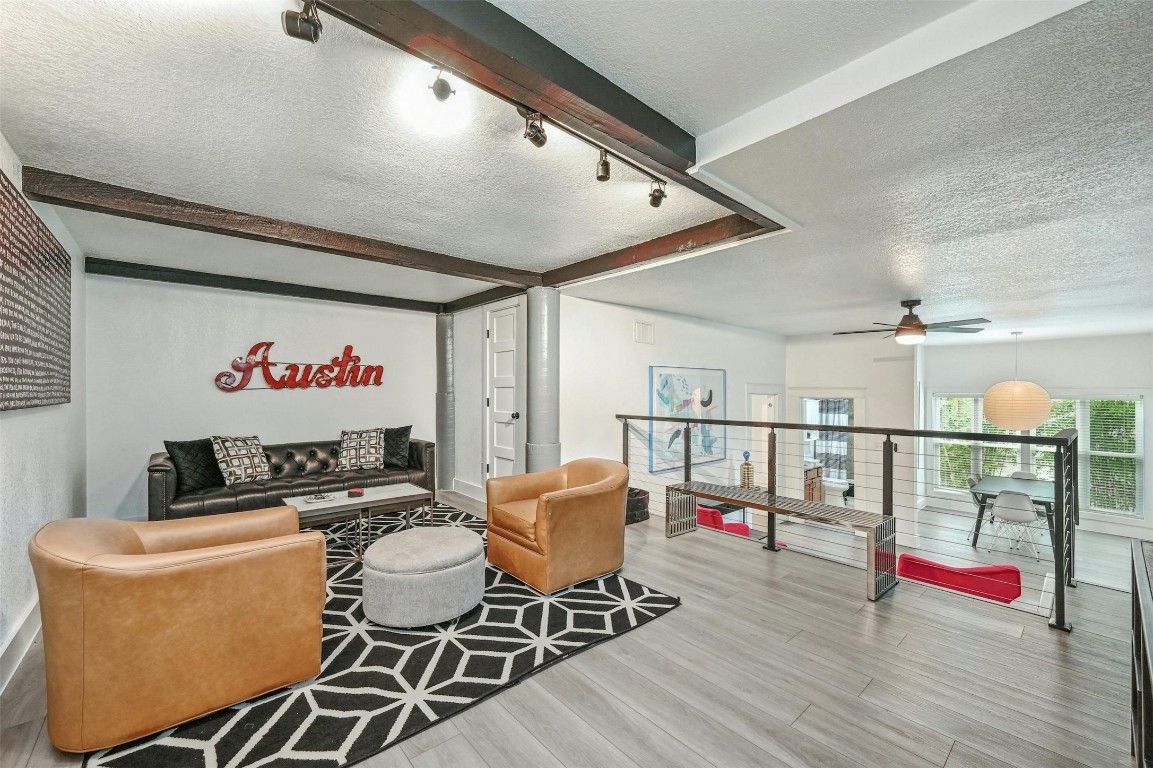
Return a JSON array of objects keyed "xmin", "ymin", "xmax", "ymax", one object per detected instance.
[{"xmin": 932, "ymin": 395, "xmax": 1145, "ymax": 517}]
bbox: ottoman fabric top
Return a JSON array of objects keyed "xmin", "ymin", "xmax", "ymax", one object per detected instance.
[{"xmin": 364, "ymin": 527, "xmax": 484, "ymax": 574}]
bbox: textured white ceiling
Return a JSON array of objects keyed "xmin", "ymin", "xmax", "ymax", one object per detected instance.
[
  {"xmin": 567, "ymin": 0, "xmax": 1153, "ymax": 342},
  {"xmin": 0, "ymin": 0, "xmax": 729, "ymax": 273},
  {"xmin": 54, "ymin": 207, "xmax": 489, "ymax": 303},
  {"xmin": 490, "ymin": 0, "xmax": 970, "ymax": 136}
]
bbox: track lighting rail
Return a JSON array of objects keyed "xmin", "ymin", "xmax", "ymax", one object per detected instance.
[{"xmin": 287, "ymin": 2, "xmax": 670, "ymax": 195}]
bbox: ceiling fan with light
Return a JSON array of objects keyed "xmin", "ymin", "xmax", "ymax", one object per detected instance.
[{"xmin": 832, "ymin": 300, "xmax": 989, "ymax": 345}]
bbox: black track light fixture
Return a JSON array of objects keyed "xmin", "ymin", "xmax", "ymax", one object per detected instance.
[
  {"xmin": 649, "ymin": 180, "xmax": 667, "ymax": 208},
  {"xmin": 596, "ymin": 149, "xmax": 611, "ymax": 182},
  {"xmin": 430, "ymin": 66, "xmax": 455, "ymax": 101},
  {"xmin": 523, "ymin": 112, "xmax": 547, "ymax": 148},
  {"xmin": 282, "ymin": 0, "xmax": 322, "ymax": 43}
]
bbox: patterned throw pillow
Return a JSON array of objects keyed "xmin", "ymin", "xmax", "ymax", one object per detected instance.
[
  {"xmin": 337, "ymin": 428, "xmax": 385, "ymax": 471},
  {"xmin": 164, "ymin": 438, "xmax": 226, "ymax": 495},
  {"xmin": 382, "ymin": 425, "xmax": 412, "ymax": 468},
  {"xmin": 210, "ymin": 435, "xmax": 272, "ymax": 486}
]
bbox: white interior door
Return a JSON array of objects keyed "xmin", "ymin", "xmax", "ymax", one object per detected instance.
[
  {"xmin": 749, "ymin": 394, "xmax": 779, "ymax": 489},
  {"xmin": 485, "ymin": 300, "xmax": 524, "ymax": 479}
]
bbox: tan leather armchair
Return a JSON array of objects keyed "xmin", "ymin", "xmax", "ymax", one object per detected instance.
[
  {"xmin": 28, "ymin": 506, "xmax": 326, "ymax": 753},
  {"xmin": 486, "ymin": 458, "xmax": 629, "ymax": 594}
]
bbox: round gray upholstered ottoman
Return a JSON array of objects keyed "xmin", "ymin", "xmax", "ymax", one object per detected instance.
[{"xmin": 362, "ymin": 527, "xmax": 485, "ymax": 628}]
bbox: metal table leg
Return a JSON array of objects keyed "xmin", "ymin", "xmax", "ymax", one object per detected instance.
[
  {"xmin": 970, "ymin": 497, "xmax": 988, "ymax": 546},
  {"xmin": 763, "ymin": 512, "xmax": 779, "ymax": 551}
]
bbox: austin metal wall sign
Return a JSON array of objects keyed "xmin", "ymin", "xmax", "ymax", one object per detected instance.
[{"xmin": 216, "ymin": 341, "xmax": 384, "ymax": 392}]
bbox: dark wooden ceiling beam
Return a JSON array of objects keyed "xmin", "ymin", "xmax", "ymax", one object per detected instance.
[
  {"xmin": 542, "ymin": 215, "xmax": 770, "ymax": 287},
  {"xmin": 24, "ymin": 168, "xmax": 540, "ymax": 288},
  {"xmin": 317, "ymin": 0, "xmax": 784, "ymax": 231},
  {"xmin": 86, "ymin": 258, "xmax": 444, "ymax": 313},
  {"xmin": 442, "ymin": 285, "xmax": 525, "ymax": 314}
]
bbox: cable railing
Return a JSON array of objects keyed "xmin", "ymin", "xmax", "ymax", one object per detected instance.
[{"xmin": 616, "ymin": 413, "xmax": 1080, "ymax": 631}]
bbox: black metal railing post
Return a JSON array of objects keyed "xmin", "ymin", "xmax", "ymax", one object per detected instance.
[
  {"xmin": 683, "ymin": 423, "xmax": 692, "ymax": 483},
  {"xmin": 1069, "ymin": 433, "xmax": 1079, "ymax": 585},
  {"xmin": 621, "ymin": 418, "xmax": 629, "ymax": 468},
  {"xmin": 766, "ymin": 428, "xmax": 777, "ymax": 495},
  {"xmin": 1051, "ymin": 432, "xmax": 1073, "ymax": 631},
  {"xmin": 882, "ymin": 435, "xmax": 894, "ymax": 518},
  {"xmin": 764, "ymin": 428, "xmax": 779, "ymax": 551}
]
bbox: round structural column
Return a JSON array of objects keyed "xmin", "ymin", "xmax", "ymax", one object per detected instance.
[
  {"xmin": 435, "ymin": 312, "xmax": 455, "ymax": 493},
  {"xmin": 525, "ymin": 287, "xmax": 561, "ymax": 472}
]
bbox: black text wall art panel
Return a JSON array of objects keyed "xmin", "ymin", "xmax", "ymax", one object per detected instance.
[{"xmin": 0, "ymin": 169, "xmax": 71, "ymax": 410}]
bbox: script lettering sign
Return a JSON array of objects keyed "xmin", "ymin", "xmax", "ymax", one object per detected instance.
[{"xmin": 216, "ymin": 342, "xmax": 384, "ymax": 392}]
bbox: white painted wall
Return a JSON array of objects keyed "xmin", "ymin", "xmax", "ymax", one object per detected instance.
[
  {"xmin": 785, "ymin": 334, "xmax": 916, "ymax": 428},
  {"xmin": 85, "ymin": 277, "xmax": 436, "ymax": 521},
  {"xmin": 922, "ymin": 332, "xmax": 1153, "ymax": 535},
  {"xmin": 784, "ymin": 334, "xmax": 916, "ymax": 520},
  {"xmin": 451, "ymin": 306, "xmax": 485, "ymax": 500},
  {"xmin": 0, "ymin": 133, "xmax": 87, "ymax": 687},
  {"xmin": 559, "ymin": 295, "xmax": 786, "ymax": 505}
]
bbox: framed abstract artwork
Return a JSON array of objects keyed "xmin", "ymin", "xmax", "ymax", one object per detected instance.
[
  {"xmin": 648, "ymin": 366, "xmax": 726, "ymax": 473},
  {"xmin": 0, "ymin": 169, "xmax": 71, "ymax": 411}
]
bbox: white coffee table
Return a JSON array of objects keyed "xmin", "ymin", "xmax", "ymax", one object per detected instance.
[{"xmin": 285, "ymin": 483, "xmax": 433, "ymax": 561}]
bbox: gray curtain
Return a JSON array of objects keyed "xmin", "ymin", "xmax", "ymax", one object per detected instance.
[{"xmin": 817, "ymin": 399, "xmax": 851, "ymax": 482}]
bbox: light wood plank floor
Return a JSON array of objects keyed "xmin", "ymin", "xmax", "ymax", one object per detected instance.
[
  {"xmin": 728, "ymin": 503, "xmax": 1131, "ymax": 612},
  {"xmin": 0, "ymin": 490, "xmax": 1134, "ymax": 768}
]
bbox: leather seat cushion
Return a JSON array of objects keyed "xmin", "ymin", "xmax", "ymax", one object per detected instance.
[
  {"xmin": 315, "ymin": 469, "xmax": 419, "ymax": 493},
  {"xmin": 491, "ymin": 499, "xmax": 538, "ymax": 541},
  {"xmin": 169, "ymin": 467, "xmax": 421, "ymax": 519}
]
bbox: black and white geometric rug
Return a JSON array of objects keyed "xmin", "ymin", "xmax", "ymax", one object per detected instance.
[{"xmin": 86, "ymin": 505, "xmax": 679, "ymax": 768}]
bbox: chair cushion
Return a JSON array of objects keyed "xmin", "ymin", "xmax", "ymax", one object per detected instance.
[
  {"xmin": 897, "ymin": 554, "xmax": 1022, "ymax": 604},
  {"xmin": 491, "ymin": 499, "xmax": 538, "ymax": 541}
]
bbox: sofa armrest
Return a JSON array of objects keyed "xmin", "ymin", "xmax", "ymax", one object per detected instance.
[
  {"xmin": 408, "ymin": 439, "xmax": 435, "ymax": 494},
  {"xmin": 147, "ymin": 452, "xmax": 177, "ymax": 521},
  {"xmin": 408, "ymin": 439, "xmax": 433, "ymax": 470},
  {"xmin": 130, "ymin": 506, "xmax": 301, "ymax": 554}
]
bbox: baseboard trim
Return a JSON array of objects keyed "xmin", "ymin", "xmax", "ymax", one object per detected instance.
[
  {"xmin": 0, "ymin": 600, "xmax": 41, "ymax": 695},
  {"xmin": 452, "ymin": 479, "xmax": 485, "ymax": 501}
]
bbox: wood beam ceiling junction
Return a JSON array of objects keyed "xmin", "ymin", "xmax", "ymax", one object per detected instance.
[{"xmin": 25, "ymin": 1, "xmax": 789, "ymax": 310}]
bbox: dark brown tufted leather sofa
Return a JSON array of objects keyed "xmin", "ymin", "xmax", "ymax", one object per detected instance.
[{"xmin": 148, "ymin": 438, "xmax": 435, "ymax": 520}]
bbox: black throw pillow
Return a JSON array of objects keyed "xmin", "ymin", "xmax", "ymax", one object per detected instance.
[
  {"xmin": 164, "ymin": 439, "xmax": 227, "ymax": 495},
  {"xmin": 381, "ymin": 426, "xmax": 412, "ymax": 468}
]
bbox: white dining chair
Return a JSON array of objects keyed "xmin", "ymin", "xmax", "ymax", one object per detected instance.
[
  {"xmin": 966, "ymin": 474, "xmax": 994, "ymax": 533},
  {"xmin": 1010, "ymin": 471, "xmax": 1038, "ymax": 480},
  {"xmin": 990, "ymin": 491, "xmax": 1045, "ymax": 560}
]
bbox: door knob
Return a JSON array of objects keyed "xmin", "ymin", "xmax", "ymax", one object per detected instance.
[{"xmin": 511, "ymin": 412, "xmax": 520, "ymax": 420}]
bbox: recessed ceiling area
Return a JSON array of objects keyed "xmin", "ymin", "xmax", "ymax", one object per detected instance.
[
  {"xmin": 566, "ymin": 0, "xmax": 1153, "ymax": 343},
  {"xmin": 489, "ymin": 0, "xmax": 971, "ymax": 135},
  {"xmin": 0, "ymin": 0, "xmax": 729, "ymax": 274},
  {"xmin": 48, "ymin": 207, "xmax": 490, "ymax": 303}
]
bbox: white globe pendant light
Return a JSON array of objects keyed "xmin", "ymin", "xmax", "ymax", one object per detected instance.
[{"xmin": 983, "ymin": 332, "xmax": 1052, "ymax": 431}]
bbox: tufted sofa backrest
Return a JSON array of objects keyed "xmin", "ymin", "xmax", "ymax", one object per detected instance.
[{"xmin": 263, "ymin": 440, "xmax": 344, "ymax": 479}]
